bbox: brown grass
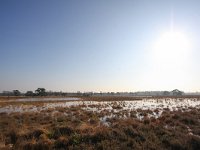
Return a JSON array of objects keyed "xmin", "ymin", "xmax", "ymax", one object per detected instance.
[{"xmin": 0, "ymin": 96, "xmax": 200, "ymax": 149}]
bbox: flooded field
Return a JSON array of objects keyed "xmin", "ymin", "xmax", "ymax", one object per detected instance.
[
  {"xmin": 1, "ymin": 98, "xmax": 200, "ymax": 118},
  {"xmin": 0, "ymin": 96, "xmax": 200, "ymax": 149}
]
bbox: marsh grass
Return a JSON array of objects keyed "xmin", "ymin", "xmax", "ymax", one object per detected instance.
[{"xmin": 0, "ymin": 96, "xmax": 200, "ymax": 149}]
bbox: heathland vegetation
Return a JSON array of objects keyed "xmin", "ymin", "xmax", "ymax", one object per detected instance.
[{"xmin": 0, "ymin": 95, "xmax": 200, "ymax": 149}]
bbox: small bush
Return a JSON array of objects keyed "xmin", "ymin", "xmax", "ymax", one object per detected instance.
[{"xmin": 188, "ymin": 135, "xmax": 200, "ymax": 150}]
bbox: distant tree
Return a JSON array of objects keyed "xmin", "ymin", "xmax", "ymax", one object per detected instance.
[
  {"xmin": 77, "ymin": 91, "xmax": 82, "ymax": 96},
  {"xmin": 117, "ymin": 92, "xmax": 120, "ymax": 95},
  {"xmin": 2, "ymin": 91, "xmax": 13, "ymax": 96},
  {"xmin": 111, "ymin": 92, "xmax": 115, "ymax": 95},
  {"xmin": 100, "ymin": 91, "xmax": 103, "ymax": 96},
  {"xmin": 35, "ymin": 88, "xmax": 46, "ymax": 96},
  {"xmin": 163, "ymin": 91, "xmax": 170, "ymax": 96},
  {"xmin": 25, "ymin": 91, "xmax": 34, "ymax": 96},
  {"xmin": 13, "ymin": 90, "xmax": 21, "ymax": 96},
  {"xmin": 83, "ymin": 92, "xmax": 93, "ymax": 97},
  {"xmin": 172, "ymin": 89, "xmax": 184, "ymax": 96}
]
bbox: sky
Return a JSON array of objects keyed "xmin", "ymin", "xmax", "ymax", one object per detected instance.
[{"xmin": 1, "ymin": 0, "xmax": 200, "ymax": 92}]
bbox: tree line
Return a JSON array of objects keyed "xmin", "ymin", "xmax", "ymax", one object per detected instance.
[
  {"xmin": 0, "ymin": 89, "xmax": 185, "ymax": 97},
  {"xmin": 0, "ymin": 88, "xmax": 94, "ymax": 97},
  {"xmin": 1, "ymin": 88, "xmax": 47, "ymax": 96}
]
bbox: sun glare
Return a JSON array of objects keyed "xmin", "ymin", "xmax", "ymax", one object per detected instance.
[
  {"xmin": 153, "ymin": 31, "xmax": 191, "ymax": 66},
  {"xmin": 143, "ymin": 30, "xmax": 193, "ymax": 90}
]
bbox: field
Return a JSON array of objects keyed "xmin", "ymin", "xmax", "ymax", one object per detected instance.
[{"xmin": 0, "ymin": 96, "xmax": 200, "ymax": 150}]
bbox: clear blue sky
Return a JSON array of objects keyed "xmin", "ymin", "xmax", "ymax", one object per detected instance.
[{"xmin": 1, "ymin": 0, "xmax": 200, "ymax": 92}]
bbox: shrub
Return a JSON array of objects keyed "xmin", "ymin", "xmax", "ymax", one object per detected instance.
[
  {"xmin": 187, "ymin": 135, "xmax": 200, "ymax": 150},
  {"xmin": 7, "ymin": 130, "xmax": 17, "ymax": 144},
  {"xmin": 54, "ymin": 136, "xmax": 69, "ymax": 149},
  {"xmin": 52, "ymin": 126, "xmax": 74, "ymax": 139}
]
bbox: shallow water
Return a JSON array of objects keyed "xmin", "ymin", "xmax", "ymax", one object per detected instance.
[
  {"xmin": 16, "ymin": 97, "xmax": 81, "ymax": 102},
  {"xmin": 0, "ymin": 98, "xmax": 200, "ymax": 119}
]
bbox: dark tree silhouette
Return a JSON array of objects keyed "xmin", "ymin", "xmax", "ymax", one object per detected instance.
[
  {"xmin": 163, "ymin": 91, "xmax": 170, "ymax": 96},
  {"xmin": 13, "ymin": 90, "xmax": 21, "ymax": 96},
  {"xmin": 172, "ymin": 89, "xmax": 184, "ymax": 96},
  {"xmin": 35, "ymin": 88, "xmax": 46, "ymax": 96},
  {"xmin": 25, "ymin": 91, "xmax": 34, "ymax": 96}
]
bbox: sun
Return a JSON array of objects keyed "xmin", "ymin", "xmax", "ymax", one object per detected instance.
[
  {"xmin": 146, "ymin": 30, "xmax": 193, "ymax": 89},
  {"xmin": 153, "ymin": 30, "xmax": 191, "ymax": 66}
]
